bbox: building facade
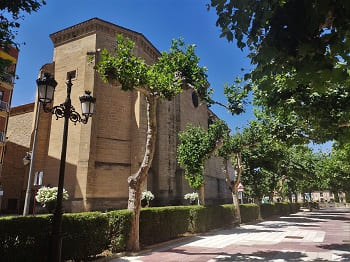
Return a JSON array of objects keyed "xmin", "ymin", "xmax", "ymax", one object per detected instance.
[
  {"xmin": 0, "ymin": 46, "xmax": 19, "ymax": 211},
  {"xmin": 1, "ymin": 18, "xmax": 232, "ymax": 213}
]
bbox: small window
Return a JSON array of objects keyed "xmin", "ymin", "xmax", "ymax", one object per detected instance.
[
  {"xmin": 0, "ymin": 91, "xmax": 4, "ymax": 101},
  {"xmin": 192, "ymin": 91, "xmax": 198, "ymax": 108},
  {"xmin": 66, "ymin": 70, "xmax": 77, "ymax": 80}
]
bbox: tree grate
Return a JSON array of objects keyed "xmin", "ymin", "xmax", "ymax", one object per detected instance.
[{"xmin": 285, "ymin": 236, "xmax": 304, "ymax": 239}]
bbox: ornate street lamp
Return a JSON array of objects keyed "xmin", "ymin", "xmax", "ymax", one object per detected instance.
[{"xmin": 36, "ymin": 73, "xmax": 96, "ymax": 262}]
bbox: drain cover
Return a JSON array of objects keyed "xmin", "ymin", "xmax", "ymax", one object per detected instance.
[{"xmin": 285, "ymin": 236, "xmax": 304, "ymax": 239}]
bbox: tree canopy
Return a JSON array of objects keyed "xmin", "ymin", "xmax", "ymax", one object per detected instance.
[
  {"xmin": 177, "ymin": 120, "xmax": 229, "ymax": 190},
  {"xmin": 0, "ymin": 0, "xmax": 45, "ymax": 48},
  {"xmin": 0, "ymin": 0, "xmax": 45, "ymax": 72},
  {"xmin": 209, "ymin": 0, "xmax": 350, "ymax": 142}
]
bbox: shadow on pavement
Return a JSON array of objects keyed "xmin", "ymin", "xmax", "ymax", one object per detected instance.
[
  {"xmin": 213, "ymin": 250, "xmax": 307, "ymax": 261},
  {"xmin": 318, "ymin": 243, "xmax": 350, "ymax": 252}
]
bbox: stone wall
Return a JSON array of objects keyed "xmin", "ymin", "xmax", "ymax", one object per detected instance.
[{"xmin": 0, "ymin": 103, "xmax": 34, "ymax": 212}]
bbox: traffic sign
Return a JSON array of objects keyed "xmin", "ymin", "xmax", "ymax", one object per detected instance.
[{"xmin": 237, "ymin": 182, "xmax": 244, "ymax": 192}]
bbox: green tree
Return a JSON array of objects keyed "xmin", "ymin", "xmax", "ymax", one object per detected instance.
[
  {"xmin": 0, "ymin": 0, "xmax": 46, "ymax": 71},
  {"xmin": 322, "ymin": 143, "xmax": 350, "ymax": 197},
  {"xmin": 209, "ymin": 0, "xmax": 350, "ymax": 142},
  {"xmin": 97, "ymin": 35, "xmax": 209, "ymax": 251},
  {"xmin": 177, "ymin": 120, "xmax": 229, "ymax": 204},
  {"xmin": 218, "ymin": 121, "xmax": 262, "ymax": 223}
]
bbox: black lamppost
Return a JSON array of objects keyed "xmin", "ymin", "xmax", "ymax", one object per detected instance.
[{"xmin": 36, "ymin": 73, "xmax": 96, "ymax": 262}]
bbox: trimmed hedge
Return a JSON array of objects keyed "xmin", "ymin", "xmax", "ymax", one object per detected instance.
[
  {"xmin": 260, "ymin": 202, "xmax": 301, "ymax": 219},
  {"xmin": 61, "ymin": 212, "xmax": 109, "ymax": 260},
  {"xmin": 275, "ymin": 202, "xmax": 291, "ymax": 216},
  {"xmin": 240, "ymin": 204, "xmax": 260, "ymax": 223},
  {"xmin": 140, "ymin": 206, "xmax": 191, "ymax": 245},
  {"xmin": 290, "ymin": 203, "xmax": 301, "ymax": 213},
  {"xmin": 0, "ymin": 215, "xmax": 51, "ymax": 262},
  {"xmin": 107, "ymin": 209, "xmax": 133, "ymax": 252},
  {"xmin": 0, "ymin": 202, "xmax": 301, "ymax": 260},
  {"xmin": 346, "ymin": 193, "xmax": 350, "ymax": 203},
  {"xmin": 187, "ymin": 205, "xmax": 234, "ymax": 233},
  {"xmin": 260, "ymin": 203, "xmax": 276, "ymax": 218},
  {"xmin": 0, "ymin": 212, "xmax": 109, "ymax": 262}
]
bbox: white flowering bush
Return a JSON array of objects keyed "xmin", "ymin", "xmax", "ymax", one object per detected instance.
[
  {"xmin": 35, "ymin": 186, "xmax": 69, "ymax": 207},
  {"xmin": 141, "ymin": 191, "xmax": 155, "ymax": 206},
  {"xmin": 184, "ymin": 192, "xmax": 199, "ymax": 204}
]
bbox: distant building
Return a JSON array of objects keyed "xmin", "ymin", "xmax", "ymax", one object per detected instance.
[
  {"xmin": 0, "ymin": 46, "xmax": 19, "ymax": 212},
  {"xmin": 1, "ymin": 18, "xmax": 232, "ymax": 213}
]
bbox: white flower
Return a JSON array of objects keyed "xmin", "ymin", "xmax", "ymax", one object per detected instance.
[
  {"xmin": 141, "ymin": 191, "xmax": 155, "ymax": 201},
  {"xmin": 184, "ymin": 192, "xmax": 199, "ymax": 201},
  {"xmin": 35, "ymin": 187, "xmax": 69, "ymax": 207}
]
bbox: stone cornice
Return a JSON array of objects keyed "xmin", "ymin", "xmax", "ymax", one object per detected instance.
[
  {"xmin": 50, "ymin": 18, "xmax": 161, "ymax": 61},
  {"xmin": 10, "ymin": 103, "xmax": 34, "ymax": 116}
]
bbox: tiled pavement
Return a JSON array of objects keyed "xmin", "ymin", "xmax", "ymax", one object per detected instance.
[{"xmin": 110, "ymin": 208, "xmax": 350, "ymax": 261}]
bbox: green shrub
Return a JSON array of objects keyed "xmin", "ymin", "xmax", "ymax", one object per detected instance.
[
  {"xmin": 239, "ymin": 204, "xmax": 259, "ymax": 223},
  {"xmin": 346, "ymin": 193, "xmax": 350, "ymax": 203},
  {"xmin": 275, "ymin": 202, "xmax": 291, "ymax": 216},
  {"xmin": 0, "ymin": 215, "xmax": 51, "ymax": 262},
  {"xmin": 61, "ymin": 212, "xmax": 109, "ymax": 261},
  {"xmin": 188, "ymin": 205, "xmax": 234, "ymax": 233},
  {"xmin": 334, "ymin": 193, "xmax": 340, "ymax": 202},
  {"xmin": 107, "ymin": 209, "xmax": 133, "ymax": 252},
  {"xmin": 140, "ymin": 206, "xmax": 191, "ymax": 245},
  {"xmin": 260, "ymin": 203, "xmax": 276, "ymax": 218},
  {"xmin": 0, "ymin": 212, "xmax": 109, "ymax": 261},
  {"xmin": 290, "ymin": 203, "xmax": 300, "ymax": 213}
]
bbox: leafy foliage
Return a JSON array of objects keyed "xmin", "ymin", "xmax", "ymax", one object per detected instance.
[
  {"xmin": 177, "ymin": 120, "xmax": 229, "ymax": 189},
  {"xmin": 0, "ymin": 0, "xmax": 45, "ymax": 72},
  {"xmin": 107, "ymin": 210, "xmax": 133, "ymax": 252},
  {"xmin": 0, "ymin": 0, "xmax": 45, "ymax": 48},
  {"xmin": 97, "ymin": 35, "xmax": 209, "ymax": 100},
  {"xmin": 209, "ymin": 0, "xmax": 350, "ymax": 142},
  {"xmin": 97, "ymin": 34, "xmax": 211, "ymax": 250},
  {"xmin": 321, "ymin": 142, "xmax": 350, "ymax": 193}
]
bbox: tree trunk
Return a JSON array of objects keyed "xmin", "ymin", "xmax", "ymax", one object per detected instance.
[
  {"xmin": 254, "ymin": 197, "xmax": 262, "ymax": 220},
  {"xmin": 223, "ymin": 155, "xmax": 243, "ymax": 224},
  {"xmin": 199, "ymin": 185, "xmax": 205, "ymax": 205},
  {"xmin": 127, "ymin": 96, "xmax": 157, "ymax": 251},
  {"xmin": 232, "ymin": 190, "xmax": 241, "ymax": 224},
  {"xmin": 269, "ymin": 191, "xmax": 274, "ymax": 203}
]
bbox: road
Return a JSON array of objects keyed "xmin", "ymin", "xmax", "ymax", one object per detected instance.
[{"xmin": 111, "ymin": 208, "xmax": 350, "ymax": 261}]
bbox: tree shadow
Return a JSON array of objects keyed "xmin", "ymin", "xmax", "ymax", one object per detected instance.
[
  {"xmin": 318, "ymin": 243, "xmax": 350, "ymax": 252},
  {"xmin": 213, "ymin": 250, "xmax": 308, "ymax": 261}
]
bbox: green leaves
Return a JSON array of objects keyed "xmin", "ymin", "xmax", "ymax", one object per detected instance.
[
  {"xmin": 97, "ymin": 35, "xmax": 210, "ymax": 101},
  {"xmin": 0, "ymin": 0, "xmax": 45, "ymax": 48},
  {"xmin": 177, "ymin": 120, "xmax": 229, "ymax": 189},
  {"xmin": 210, "ymin": 0, "xmax": 350, "ymax": 142}
]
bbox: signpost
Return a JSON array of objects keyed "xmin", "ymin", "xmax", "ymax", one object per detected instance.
[{"xmin": 237, "ymin": 182, "xmax": 244, "ymax": 204}]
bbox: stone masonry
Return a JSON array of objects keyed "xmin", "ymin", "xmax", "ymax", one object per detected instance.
[{"xmin": 2, "ymin": 18, "xmax": 232, "ymax": 213}]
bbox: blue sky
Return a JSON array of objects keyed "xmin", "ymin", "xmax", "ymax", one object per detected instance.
[
  {"xmin": 11, "ymin": 0, "xmax": 331, "ymax": 151},
  {"xmin": 13, "ymin": 0, "xmax": 253, "ymax": 131}
]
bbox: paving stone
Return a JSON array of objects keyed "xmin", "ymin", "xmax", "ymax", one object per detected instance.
[{"xmin": 110, "ymin": 207, "xmax": 350, "ymax": 262}]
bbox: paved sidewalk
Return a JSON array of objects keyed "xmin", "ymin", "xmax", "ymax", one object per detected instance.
[{"xmin": 111, "ymin": 208, "xmax": 350, "ymax": 261}]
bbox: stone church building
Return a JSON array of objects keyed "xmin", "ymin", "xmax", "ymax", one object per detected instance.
[{"xmin": 0, "ymin": 18, "xmax": 232, "ymax": 213}]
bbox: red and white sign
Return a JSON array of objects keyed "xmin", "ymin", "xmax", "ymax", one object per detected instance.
[{"xmin": 237, "ymin": 182, "xmax": 244, "ymax": 192}]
